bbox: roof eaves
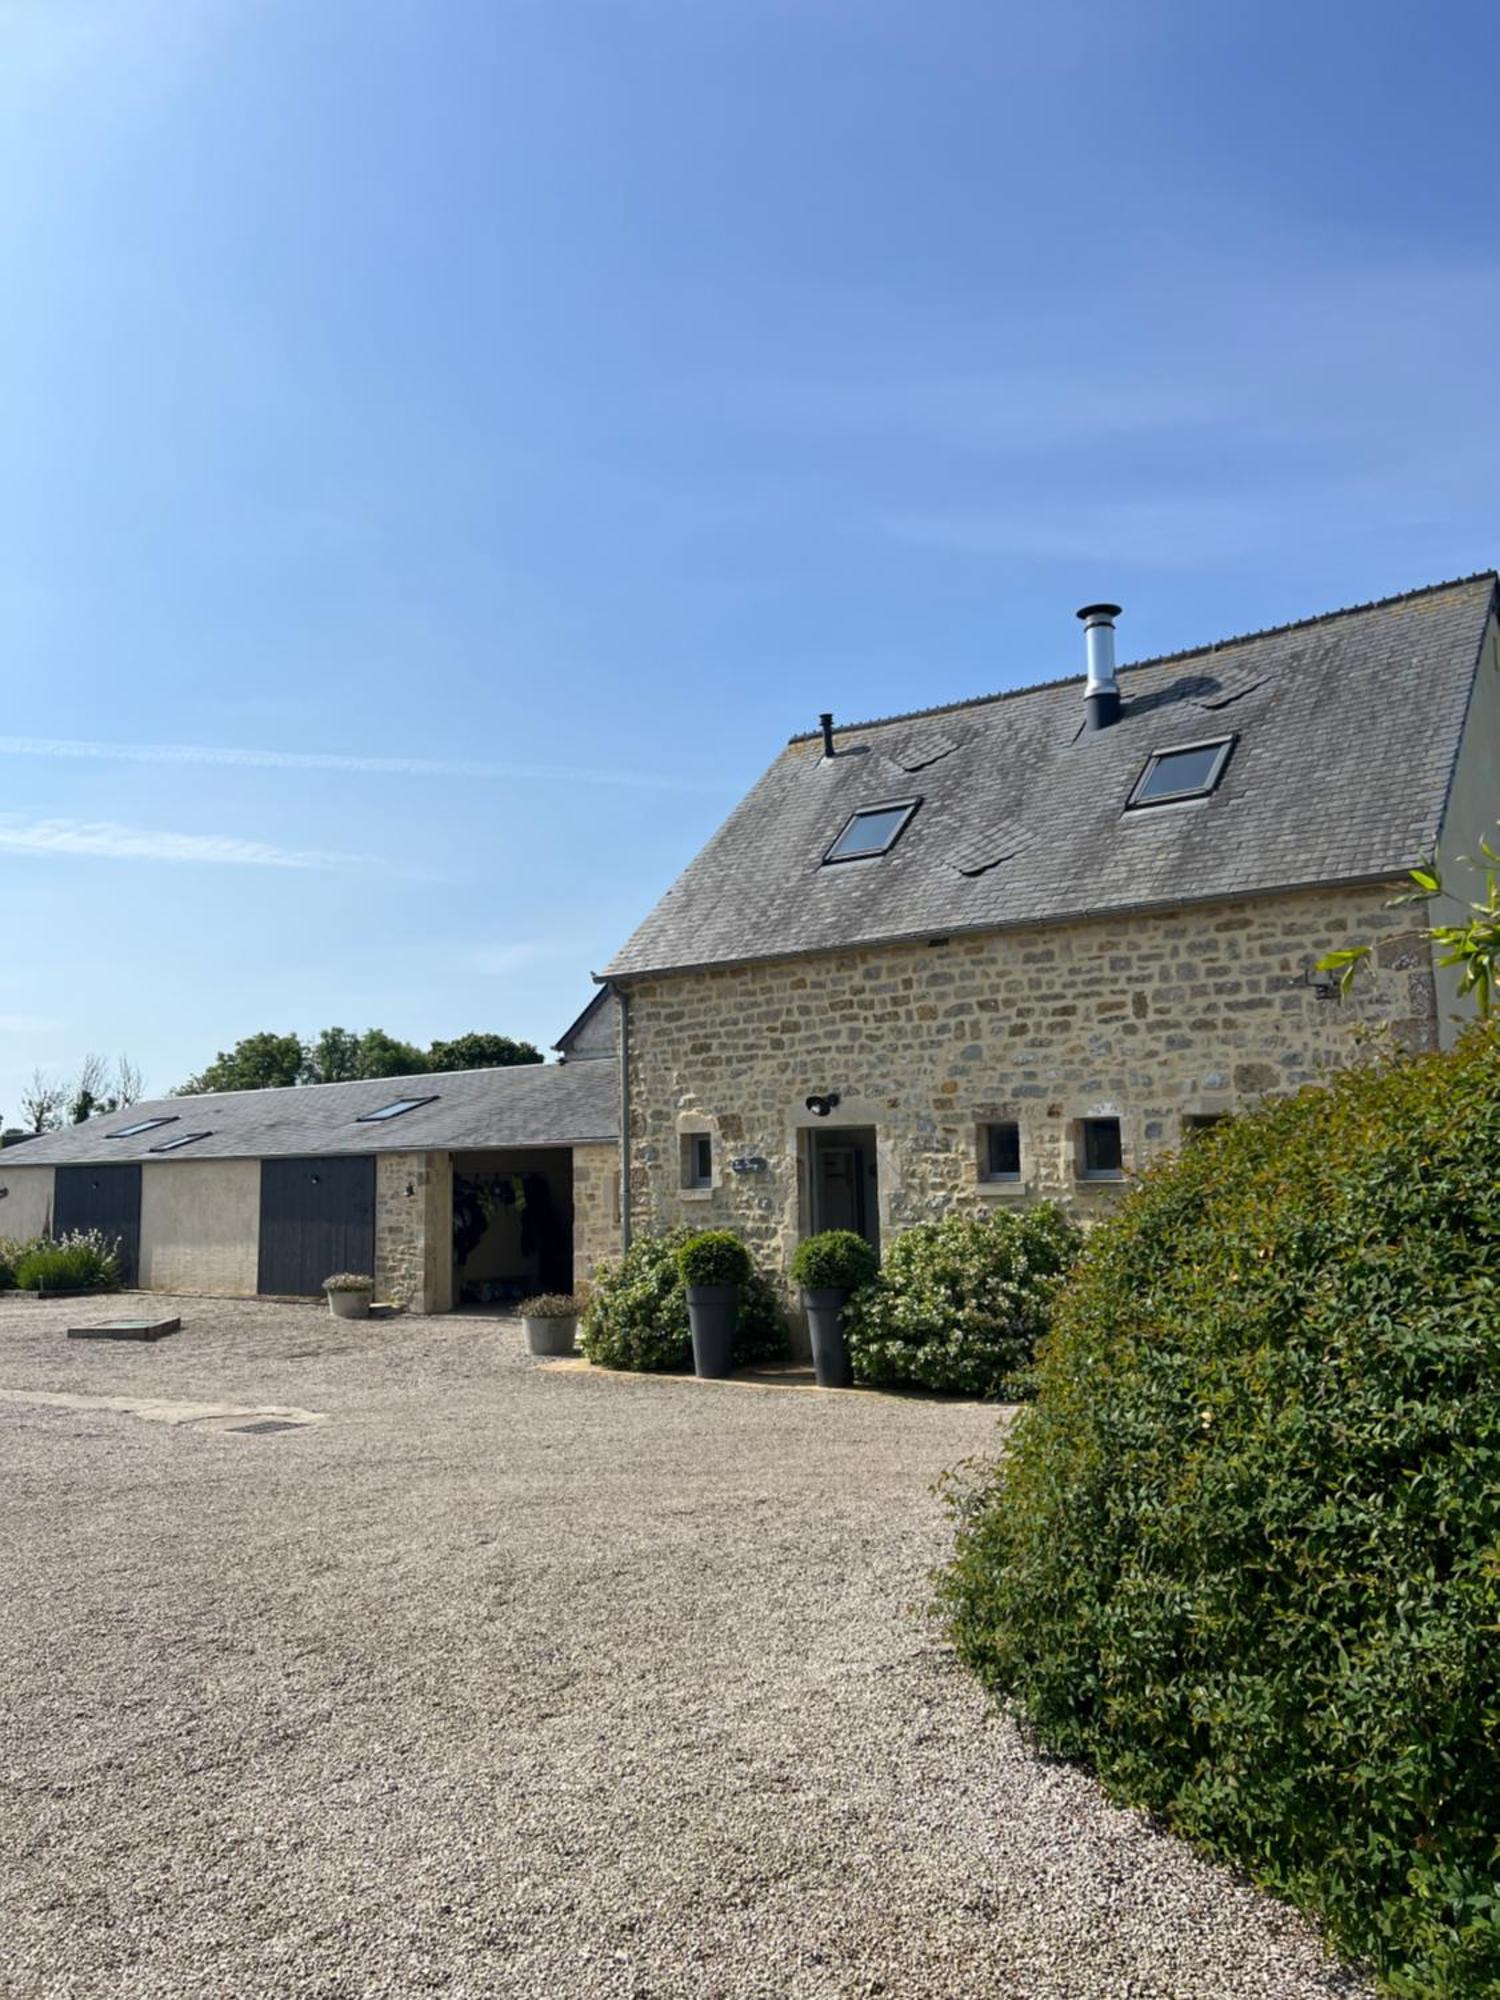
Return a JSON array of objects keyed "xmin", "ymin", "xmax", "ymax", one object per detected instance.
[{"xmin": 604, "ymin": 865, "xmax": 1418, "ymax": 985}]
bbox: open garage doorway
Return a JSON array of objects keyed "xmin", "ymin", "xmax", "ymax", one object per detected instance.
[{"xmin": 450, "ymin": 1149, "xmax": 574, "ymax": 1308}]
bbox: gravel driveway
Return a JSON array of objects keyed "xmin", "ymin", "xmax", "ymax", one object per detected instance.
[{"xmin": 0, "ymin": 1294, "xmax": 1367, "ymax": 2000}]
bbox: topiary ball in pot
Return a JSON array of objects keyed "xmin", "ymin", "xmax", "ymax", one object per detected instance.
[
  {"xmin": 790, "ymin": 1230, "xmax": 879, "ymax": 1388},
  {"xmin": 676, "ymin": 1230, "xmax": 752, "ymax": 1379}
]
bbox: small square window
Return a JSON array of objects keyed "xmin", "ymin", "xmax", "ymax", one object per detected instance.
[
  {"xmin": 682, "ymin": 1133, "xmax": 713, "ymax": 1188},
  {"xmin": 111, "ymin": 1116, "xmax": 176, "ymax": 1139},
  {"xmin": 150, "ymin": 1131, "xmax": 211, "ymax": 1153},
  {"xmin": 1127, "ymin": 737, "xmax": 1235, "ymax": 809},
  {"xmin": 983, "ymin": 1122, "xmax": 1021, "ymax": 1181},
  {"xmin": 1078, "ymin": 1117, "xmax": 1123, "ymax": 1180},
  {"xmin": 823, "ymin": 798, "xmax": 920, "ymax": 864},
  {"xmin": 355, "ymin": 1095, "xmax": 438, "ymax": 1124}
]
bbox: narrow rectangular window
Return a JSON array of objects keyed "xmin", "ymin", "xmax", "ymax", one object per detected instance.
[
  {"xmin": 983, "ymin": 1122, "xmax": 1021, "ymax": 1181},
  {"xmin": 1079, "ymin": 1117, "xmax": 1123, "ymax": 1180},
  {"xmin": 682, "ymin": 1133, "xmax": 713, "ymax": 1188}
]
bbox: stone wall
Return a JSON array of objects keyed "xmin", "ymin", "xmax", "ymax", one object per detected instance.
[
  {"xmin": 571, "ymin": 1142, "xmax": 621, "ymax": 1289},
  {"xmin": 375, "ymin": 1151, "xmax": 452, "ymax": 1313},
  {"xmin": 139, "ymin": 1160, "xmax": 260, "ymax": 1295},
  {"xmin": 621, "ymin": 881, "xmax": 1436, "ymax": 1286}
]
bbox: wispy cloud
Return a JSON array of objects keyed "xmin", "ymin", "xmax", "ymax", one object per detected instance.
[
  {"xmin": 0, "ymin": 735, "xmax": 731, "ymax": 796},
  {"xmin": 0, "ymin": 816, "xmax": 366, "ymax": 870}
]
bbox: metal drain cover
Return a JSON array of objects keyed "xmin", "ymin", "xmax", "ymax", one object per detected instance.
[{"xmin": 230, "ymin": 1419, "xmax": 307, "ymax": 1436}]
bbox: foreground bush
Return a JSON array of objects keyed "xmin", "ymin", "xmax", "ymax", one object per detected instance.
[
  {"xmin": 939, "ymin": 1025, "xmax": 1500, "ymax": 1997},
  {"xmin": 844, "ymin": 1204, "xmax": 1079, "ymax": 1398},
  {"xmin": 582, "ymin": 1229, "xmax": 788, "ymax": 1372},
  {"xmin": 13, "ymin": 1230, "xmax": 122, "ymax": 1292}
]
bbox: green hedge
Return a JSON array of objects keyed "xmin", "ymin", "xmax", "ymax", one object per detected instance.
[
  {"xmin": 939, "ymin": 1024, "xmax": 1500, "ymax": 1996},
  {"xmin": 843, "ymin": 1204, "xmax": 1079, "ymax": 1398},
  {"xmin": 582, "ymin": 1229, "xmax": 788, "ymax": 1372}
]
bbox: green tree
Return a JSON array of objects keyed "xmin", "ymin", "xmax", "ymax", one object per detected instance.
[
  {"xmin": 302, "ymin": 1026, "xmax": 363, "ymax": 1085},
  {"xmin": 179, "ymin": 1032, "xmax": 306, "ymax": 1095},
  {"xmin": 353, "ymin": 1029, "xmax": 428, "ymax": 1079},
  {"xmin": 427, "ymin": 1031, "xmax": 543, "ymax": 1071}
]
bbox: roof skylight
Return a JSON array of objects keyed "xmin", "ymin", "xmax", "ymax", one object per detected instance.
[
  {"xmin": 823, "ymin": 798, "xmax": 920, "ymax": 864},
  {"xmin": 1127, "ymin": 737, "xmax": 1235, "ymax": 809},
  {"xmin": 355, "ymin": 1095, "xmax": 439, "ymax": 1123},
  {"xmin": 111, "ymin": 1117, "xmax": 177, "ymax": 1139},
  {"xmin": 150, "ymin": 1131, "xmax": 211, "ymax": 1153}
]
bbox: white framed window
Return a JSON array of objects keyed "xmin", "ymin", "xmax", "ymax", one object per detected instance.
[{"xmin": 681, "ymin": 1133, "xmax": 713, "ymax": 1189}]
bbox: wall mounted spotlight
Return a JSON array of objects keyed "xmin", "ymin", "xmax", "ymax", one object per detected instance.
[{"xmin": 804, "ymin": 1092, "xmax": 842, "ymax": 1118}]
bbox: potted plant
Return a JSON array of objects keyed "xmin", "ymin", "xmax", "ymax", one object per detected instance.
[
  {"xmin": 519, "ymin": 1292, "xmax": 583, "ymax": 1357},
  {"xmin": 790, "ymin": 1230, "xmax": 879, "ymax": 1388},
  {"xmin": 675, "ymin": 1230, "xmax": 752, "ymax": 1379},
  {"xmin": 323, "ymin": 1272, "xmax": 375, "ymax": 1320}
]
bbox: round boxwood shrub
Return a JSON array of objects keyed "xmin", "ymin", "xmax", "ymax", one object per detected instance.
[
  {"xmin": 675, "ymin": 1229, "xmax": 752, "ymax": 1288},
  {"xmin": 582, "ymin": 1229, "xmax": 787, "ymax": 1373},
  {"xmin": 790, "ymin": 1229, "xmax": 879, "ymax": 1294},
  {"xmin": 939, "ymin": 1024, "xmax": 1500, "ymax": 1997},
  {"xmin": 843, "ymin": 1203, "xmax": 1079, "ymax": 1398}
]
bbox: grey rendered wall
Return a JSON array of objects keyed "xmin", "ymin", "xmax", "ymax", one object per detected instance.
[
  {"xmin": 139, "ymin": 1159, "xmax": 261, "ymax": 1296},
  {"xmin": 0, "ymin": 1164, "xmax": 54, "ymax": 1241}
]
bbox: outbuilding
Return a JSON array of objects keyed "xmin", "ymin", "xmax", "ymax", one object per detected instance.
[{"xmin": 0, "ymin": 1062, "xmax": 621, "ymax": 1311}]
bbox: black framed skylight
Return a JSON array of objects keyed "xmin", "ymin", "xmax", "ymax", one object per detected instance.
[
  {"xmin": 150, "ymin": 1131, "xmax": 211, "ymax": 1154},
  {"xmin": 110, "ymin": 1116, "xmax": 177, "ymax": 1139},
  {"xmin": 823, "ymin": 797, "xmax": 921, "ymax": 864},
  {"xmin": 1127, "ymin": 737, "xmax": 1235, "ymax": 809},
  {"xmin": 355, "ymin": 1095, "xmax": 439, "ymax": 1123}
]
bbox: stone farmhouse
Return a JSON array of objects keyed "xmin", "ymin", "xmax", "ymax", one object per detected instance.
[
  {"xmin": 1, "ymin": 571, "xmax": 1494, "ymax": 1314},
  {"xmin": 600, "ymin": 573, "xmax": 1499, "ymax": 1283}
]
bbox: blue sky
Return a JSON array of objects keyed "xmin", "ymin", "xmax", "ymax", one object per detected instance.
[{"xmin": 2, "ymin": 0, "xmax": 1497, "ymax": 1106}]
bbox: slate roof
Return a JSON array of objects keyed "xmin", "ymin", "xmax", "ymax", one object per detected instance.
[
  {"xmin": 603, "ymin": 573, "xmax": 1497, "ymax": 980},
  {"xmin": 3, "ymin": 1062, "xmax": 619, "ymax": 1167}
]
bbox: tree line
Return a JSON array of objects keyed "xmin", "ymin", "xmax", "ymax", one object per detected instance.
[{"xmin": 177, "ymin": 1027, "xmax": 543, "ymax": 1094}]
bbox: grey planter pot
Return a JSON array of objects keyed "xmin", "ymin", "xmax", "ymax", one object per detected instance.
[
  {"xmin": 524, "ymin": 1314, "xmax": 578, "ymax": 1358},
  {"xmin": 802, "ymin": 1287, "xmax": 854, "ymax": 1389},
  {"xmin": 327, "ymin": 1289, "xmax": 372, "ymax": 1320},
  {"xmin": 685, "ymin": 1283, "xmax": 738, "ymax": 1378}
]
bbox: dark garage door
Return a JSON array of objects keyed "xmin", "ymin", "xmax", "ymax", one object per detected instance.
[
  {"xmin": 257, "ymin": 1156, "xmax": 376, "ymax": 1297},
  {"xmin": 54, "ymin": 1163, "xmax": 143, "ymax": 1288}
]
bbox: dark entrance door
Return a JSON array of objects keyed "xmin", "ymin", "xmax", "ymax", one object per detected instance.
[
  {"xmin": 54, "ymin": 1164, "xmax": 142, "ymax": 1287},
  {"xmin": 257, "ymin": 1156, "xmax": 376, "ymax": 1297},
  {"xmin": 808, "ymin": 1127, "xmax": 880, "ymax": 1251}
]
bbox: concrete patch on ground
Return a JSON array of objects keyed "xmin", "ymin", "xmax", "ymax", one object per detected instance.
[{"xmin": 0, "ymin": 1387, "xmax": 326, "ymax": 1431}]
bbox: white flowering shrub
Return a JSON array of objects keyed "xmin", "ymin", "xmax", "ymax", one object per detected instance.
[{"xmin": 843, "ymin": 1204, "xmax": 1079, "ymax": 1398}]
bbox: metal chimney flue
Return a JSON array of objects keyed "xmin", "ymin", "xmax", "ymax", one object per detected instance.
[
  {"xmin": 819, "ymin": 711, "xmax": 836, "ymax": 758},
  {"xmin": 1077, "ymin": 603, "xmax": 1123, "ymax": 731}
]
